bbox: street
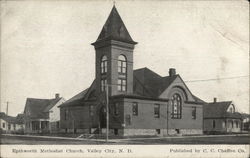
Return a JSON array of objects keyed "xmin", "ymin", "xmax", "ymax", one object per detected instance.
[{"xmin": 1, "ymin": 134, "xmax": 249, "ymax": 145}]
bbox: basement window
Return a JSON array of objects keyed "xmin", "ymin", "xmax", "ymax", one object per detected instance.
[
  {"xmin": 114, "ymin": 129, "xmax": 118, "ymax": 135},
  {"xmin": 156, "ymin": 129, "xmax": 161, "ymax": 134}
]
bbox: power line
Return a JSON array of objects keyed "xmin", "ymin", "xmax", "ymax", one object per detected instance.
[{"xmin": 183, "ymin": 75, "xmax": 249, "ymax": 83}]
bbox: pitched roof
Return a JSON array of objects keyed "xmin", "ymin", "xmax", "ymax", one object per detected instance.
[
  {"xmin": 0, "ymin": 112, "xmax": 23, "ymax": 124},
  {"xmin": 204, "ymin": 101, "xmax": 242, "ymax": 119},
  {"xmin": 59, "ymin": 80, "xmax": 97, "ymax": 108},
  {"xmin": 93, "ymin": 5, "xmax": 137, "ymax": 45},
  {"xmin": 59, "ymin": 88, "xmax": 89, "ymax": 107},
  {"xmin": 61, "ymin": 68, "xmax": 179, "ymax": 107},
  {"xmin": 24, "ymin": 97, "xmax": 61, "ymax": 119},
  {"xmin": 192, "ymin": 95, "xmax": 206, "ymax": 104},
  {"xmin": 133, "ymin": 67, "xmax": 177, "ymax": 98}
]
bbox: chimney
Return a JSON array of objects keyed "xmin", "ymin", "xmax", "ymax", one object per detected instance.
[
  {"xmin": 55, "ymin": 93, "xmax": 60, "ymax": 99},
  {"xmin": 169, "ymin": 68, "xmax": 176, "ymax": 77},
  {"xmin": 213, "ymin": 97, "xmax": 217, "ymax": 103}
]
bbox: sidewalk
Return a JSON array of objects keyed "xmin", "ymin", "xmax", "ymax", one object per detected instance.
[
  {"xmin": 2, "ymin": 134, "xmax": 111, "ymax": 142},
  {"xmin": 2, "ymin": 133, "xmax": 249, "ymax": 143}
]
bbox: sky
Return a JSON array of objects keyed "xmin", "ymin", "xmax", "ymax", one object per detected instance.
[{"xmin": 1, "ymin": 0, "xmax": 249, "ymax": 116}]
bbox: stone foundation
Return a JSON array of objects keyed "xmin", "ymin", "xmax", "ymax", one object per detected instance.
[
  {"xmin": 59, "ymin": 128, "xmax": 203, "ymax": 136},
  {"xmin": 123, "ymin": 129, "xmax": 158, "ymax": 136},
  {"xmin": 122, "ymin": 128, "xmax": 203, "ymax": 136}
]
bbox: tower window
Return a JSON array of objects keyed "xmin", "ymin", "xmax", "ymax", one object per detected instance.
[
  {"xmin": 171, "ymin": 94, "xmax": 182, "ymax": 119},
  {"xmin": 117, "ymin": 79, "xmax": 126, "ymax": 92},
  {"xmin": 117, "ymin": 55, "xmax": 127, "ymax": 92},
  {"xmin": 101, "ymin": 55, "xmax": 107, "ymax": 74},
  {"xmin": 101, "ymin": 79, "xmax": 107, "ymax": 92},
  {"xmin": 118, "ymin": 55, "xmax": 127, "ymax": 74}
]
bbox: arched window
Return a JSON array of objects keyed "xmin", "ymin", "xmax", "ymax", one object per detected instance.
[
  {"xmin": 118, "ymin": 55, "xmax": 126, "ymax": 74},
  {"xmin": 171, "ymin": 94, "xmax": 182, "ymax": 119},
  {"xmin": 101, "ymin": 55, "xmax": 107, "ymax": 74},
  {"xmin": 117, "ymin": 55, "xmax": 127, "ymax": 92}
]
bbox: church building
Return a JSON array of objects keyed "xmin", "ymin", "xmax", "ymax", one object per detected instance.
[{"xmin": 59, "ymin": 6, "xmax": 204, "ymax": 136}]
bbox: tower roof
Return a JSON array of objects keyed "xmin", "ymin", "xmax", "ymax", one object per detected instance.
[{"xmin": 93, "ymin": 5, "xmax": 137, "ymax": 45}]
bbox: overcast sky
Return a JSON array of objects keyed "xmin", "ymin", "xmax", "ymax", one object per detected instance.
[{"xmin": 1, "ymin": 0, "xmax": 249, "ymax": 116}]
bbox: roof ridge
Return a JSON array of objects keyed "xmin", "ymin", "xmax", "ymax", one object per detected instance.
[
  {"xmin": 27, "ymin": 97, "xmax": 54, "ymax": 101},
  {"xmin": 134, "ymin": 67, "xmax": 162, "ymax": 78},
  {"xmin": 207, "ymin": 101, "xmax": 232, "ymax": 104}
]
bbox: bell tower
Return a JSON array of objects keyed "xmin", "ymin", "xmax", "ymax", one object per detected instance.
[{"xmin": 91, "ymin": 5, "xmax": 137, "ymax": 96}]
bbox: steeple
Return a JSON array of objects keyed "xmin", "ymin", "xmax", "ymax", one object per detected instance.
[
  {"xmin": 92, "ymin": 5, "xmax": 137, "ymax": 97},
  {"xmin": 92, "ymin": 5, "xmax": 137, "ymax": 45}
]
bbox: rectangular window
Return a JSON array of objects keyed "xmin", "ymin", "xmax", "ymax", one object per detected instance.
[
  {"xmin": 2, "ymin": 123, "xmax": 5, "ymax": 128},
  {"xmin": 90, "ymin": 105, "xmax": 94, "ymax": 116},
  {"xmin": 132, "ymin": 102, "xmax": 138, "ymax": 116},
  {"xmin": 114, "ymin": 128, "xmax": 118, "ymax": 135},
  {"xmin": 212, "ymin": 120, "xmax": 216, "ymax": 128},
  {"xmin": 117, "ymin": 79, "xmax": 126, "ymax": 92},
  {"xmin": 222, "ymin": 121, "xmax": 226, "ymax": 128},
  {"xmin": 156, "ymin": 129, "xmax": 161, "ymax": 134},
  {"xmin": 114, "ymin": 103, "xmax": 119, "ymax": 116},
  {"xmin": 101, "ymin": 79, "xmax": 107, "ymax": 92},
  {"xmin": 14, "ymin": 124, "xmax": 16, "ymax": 130},
  {"xmin": 101, "ymin": 60, "xmax": 107, "ymax": 74},
  {"xmin": 118, "ymin": 61, "xmax": 126, "ymax": 74},
  {"xmin": 8, "ymin": 123, "xmax": 11, "ymax": 130},
  {"xmin": 65, "ymin": 109, "xmax": 68, "ymax": 120},
  {"xmin": 101, "ymin": 62, "xmax": 104, "ymax": 73},
  {"xmin": 56, "ymin": 121, "xmax": 60, "ymax": 129},
  {"xmin": 118, "ymin": 61, "xmax": 122, "ymax": 73},
  {"xmin": 192, "ymin": 107, "xmax": 196, "ymax": 119},
  {"xmin": 125, "ymin": 114, "xmax": 131, "ymax": 125},
  {"xmin": 104, "ymin": 61, "xmax": 107, "ymax": 73},
  {"xmin": 154, "ymin": 104, "xmax": 160, "ymax": 118}
]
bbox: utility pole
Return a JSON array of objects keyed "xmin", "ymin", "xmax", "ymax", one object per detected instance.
[
  {"xmin": 105, "ymin": 83, "xmax": 109, "ymax": 143},
  {"xmin": 6, "ymin": 101, "xmax": 9, "ymax": 115},
  {"xmin": 167, "ymin": 100, "xmax": 169, "ymax": 136},
  {"xmin": 6, "ymin": 101, "xmax": 9, "ymax": 134}
]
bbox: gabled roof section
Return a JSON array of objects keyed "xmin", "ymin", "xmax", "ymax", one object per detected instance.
[
  {"xmin": 133, "ymin": 67, "xmax": 177, "ymax": 98},
  {"xmin": 93, "ymin": 5, "xmax": 137, "ymax": 44},
  {"xmin": 190, "ymin": 95, "xmax": 206, "ymax": 104},
  {"xmin": 59, "ymin": 80, "xmax": 96, "ymax": 107},
  {"xmin": 24, "ymin": 97, "xmax": 61, "ymax": 119},
  {"xmin": 204, "ymin": 101, "xmax": 242, "ymax": 119},
  {"xmin": 43, "ymin": 97, "xmax": 63, "ymax": 112}
]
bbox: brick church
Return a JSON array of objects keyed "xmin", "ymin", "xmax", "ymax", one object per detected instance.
[{"xmin": 59, "ymin": 5, "xmax": 204, "ymax": 136}]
